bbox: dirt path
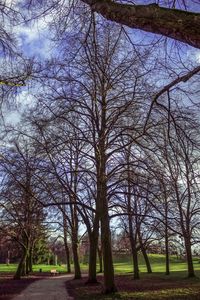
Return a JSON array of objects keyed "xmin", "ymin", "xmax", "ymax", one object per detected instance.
[{"xmin": 11, "ymin": 275, "xmax": 73, "ymax": 300}]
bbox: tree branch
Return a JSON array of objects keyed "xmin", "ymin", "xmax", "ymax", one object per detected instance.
[{"xmin": 81, "ymin": 1, "xmax": 200, "ymax": 49}]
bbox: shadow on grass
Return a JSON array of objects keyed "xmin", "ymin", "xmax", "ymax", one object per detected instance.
[{"xmin": 66, "ymin": 272, "xmax": 200, "ymax": 300}]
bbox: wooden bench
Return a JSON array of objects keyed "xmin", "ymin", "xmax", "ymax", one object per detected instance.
[{"xmin": 50, "ymin": 269, "xmax": 59, "ymax": 276}]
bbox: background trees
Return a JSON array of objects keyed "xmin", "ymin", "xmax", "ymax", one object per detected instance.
[{"xmin": 0, "ymin": 139, "xmax": 46, "ymax": 279}]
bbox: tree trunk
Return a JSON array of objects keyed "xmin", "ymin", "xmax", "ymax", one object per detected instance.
[
  {"xmin": 87, "ymin": 216, "xmax": 99, "ymax": 283},
  {"xmin": 101, "ymin": 204, "xmax": 116, "ymax": 293},
  {"xmin": 14, "ymin": 248, "xmax": 27, "ymax": 279},
  {"xmin": 97, "ymin": 161, "xmax": 116, "ymax": 292},
  {"xmin": 165, "ymin": 225, "xmax": 170, "ymax": 275},
  {"xmin": 95, "ymin": 92, "xmax": 116, "ymax": 293},
  {"xmin": 28, "ymin": 250, "xmax": 33, "ymax": 273},
  {"xmin": 98, "ymin": 246, "xmax": 103, "ymax": 273},
  {"xmin": 70, "ymin": 195, "xmax": 81, "ymax": 279},
  {"xmin": 97, "ymin": 164, "xmax": 117, "ymax": 294},
  {"xmin": 63, "ymin": 214, "xmax": 71, "ymax": 273},
  {"xmin": 25, "ymin": 247, "xmax": 33, "ymax": 274},
  {"xmin": 141, "ymin": 245, "xmax": 152, "ymax": 274},
  {"xmin": 127, "ymin": 156, "xmax": 139, "ymax": 280},
  {"xmin": 72, "ymin": 237, "xmax": 81, "ymax": 279},
  {"xmin": 131, "ymin": 242, "xmax": 139, "ymax": 280},
  {"xmin": 64, "ymin": 241, "xmax": 71, "ymax": 274},
  {"xmin": 26, "ymin": 255, "xmax": 29, "ymax": 275},
  {"xmin": 185, "ymin": 237, "xmax": 195, "ymax": 277}
]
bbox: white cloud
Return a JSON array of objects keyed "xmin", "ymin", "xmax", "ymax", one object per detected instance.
[
  {"xmin": 16, "ymin": 90, "xmax": 35, "ymax": 106},
  {"xmin": 15, "ymin": 15, "xmax": 54, "ymax": 58},
  {"xmin": 5, "ymin": 111, "xmax": 21, "ymax": 125},
  {"xmin": 196, "ymin": 51, "xmax": 200, "ymax": 63}
]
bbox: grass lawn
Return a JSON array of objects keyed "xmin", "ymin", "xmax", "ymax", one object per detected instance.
[{"xmin": 0, "ymin": 263, "xmax": 68, "ymax": 274}]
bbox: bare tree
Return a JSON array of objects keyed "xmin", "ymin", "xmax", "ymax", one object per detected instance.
[{"xmin": 0, "ymin": 139, "xmax": 46, "ymax": 279}]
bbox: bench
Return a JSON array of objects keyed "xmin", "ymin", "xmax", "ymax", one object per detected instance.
[{"xmin": 50, "ymin": 269, "xmax": 59, "ymax": 276}]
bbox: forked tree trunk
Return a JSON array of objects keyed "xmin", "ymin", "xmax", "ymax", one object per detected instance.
[
  {"xmin": 14, "ymin": 248, "xmax": 28, "ymax": 279},
  {"xmin": 26, "ymin": 247, "xmax": 33, "ymax": 274},
  {"xmin": 140, "ymin": 244, "xmax": 152, "ymax": 274}
]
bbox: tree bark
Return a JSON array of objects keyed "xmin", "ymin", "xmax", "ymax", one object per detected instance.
[
  {"xmin": 14, "ymin": 248, "xmax": 27, "ymax": 279},
  {"xmin": 87, "ymin": 216, "xmax": 99, "ymax": 283},
  {"xmin": 127, "ymin": 151, "xmax": 139, "ymax": 280},
  {"xmin": 132, "ymin": 244, "xmax": 139, "ymax": 280},
  {"xmin": 100, "ymin": 198, "xmax": 116, "ymax": 292},
  {"xmin": 72, "ymin": 237, "xmax": 82, "ymax": 279},
  {"xmin": 81, "ymin": 1, "xmax": 200, "ymax": 49},
  {"xmin": 70, "ymin": 196, "xmax": 81, "ymax": 279},
  {"xmin": 165, "ymin": 230, "xmax": 170, "ymax": 275},
  {"xmin": 97, "ymin": 161, "xmax": 116, "ymax": 292},
  {"xmin": 164, "ymin": 195, "xmax": 170, "ymax": 275},
  {"xmin": 184, "ymin": 237, "xmax": 195, "ymax": 278},
  {"xmin": 63, "ymin": 214, "xmax": 71, "ymax": 273},
  {"xmin": 95, "ymin": 88, "xmax": 116, "ymax": 293},
  {"xmin": 97, "ymin": 245, "xmax": 103, "ymax": 273},
  {"xmin": 140, "ymin": 244, "xmax": 152, "ymax": 274}
]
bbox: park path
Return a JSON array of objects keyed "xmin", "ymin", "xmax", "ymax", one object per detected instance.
[{"xmin": 11, "ymin": 275, "xmax": 74, "ymax": 300}]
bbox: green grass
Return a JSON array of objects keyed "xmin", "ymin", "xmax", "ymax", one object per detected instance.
[
  {"xmin": 0, "ymin": 254, "xmax": 200, "ymax": 276},
  {"xmin": 0, "ymin": 263, "xmax": 68, "ymax": 273},
  {"xmin": 113, "ymin": 254, "xmax": 200, "ymax": 276}
]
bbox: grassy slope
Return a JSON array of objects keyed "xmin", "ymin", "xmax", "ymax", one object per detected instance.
[{"xmin": 113, "ymin": 254, "xmax": 200, "ymax": 275}]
